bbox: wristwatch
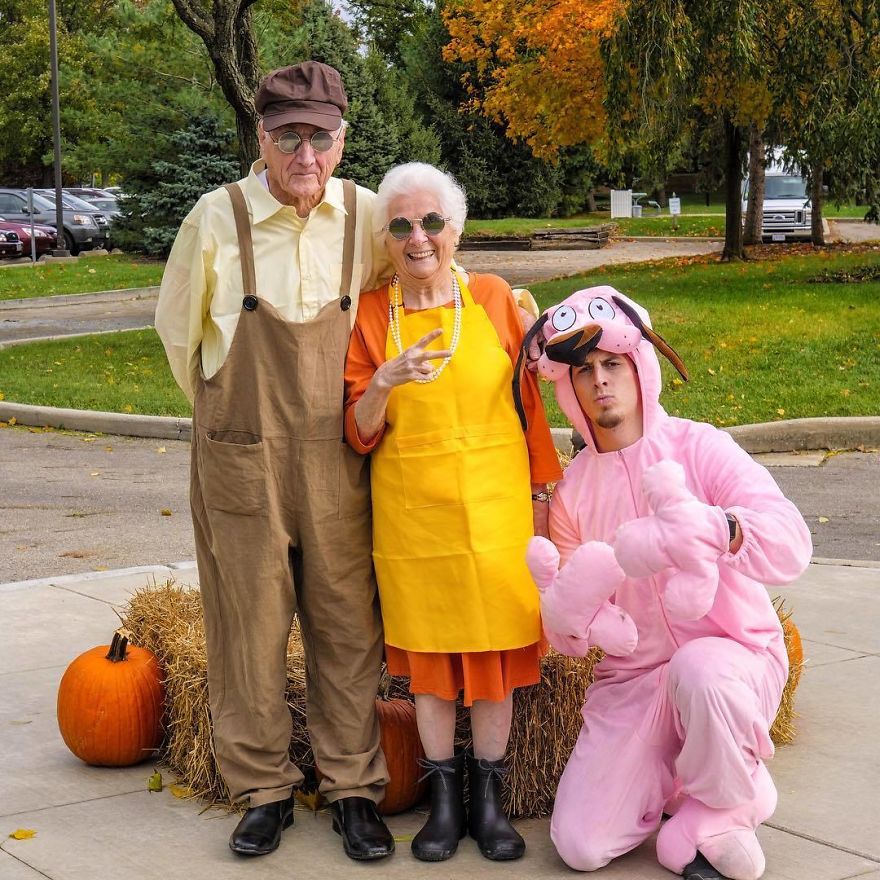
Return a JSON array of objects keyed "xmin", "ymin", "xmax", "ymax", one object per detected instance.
[
  {"xmin": 725, "ymin": 513, "xmax": 738, "ymax": 545},
  {"xmin": 531, "ymin": 491, "xmax": 550, "ymax": 503}
]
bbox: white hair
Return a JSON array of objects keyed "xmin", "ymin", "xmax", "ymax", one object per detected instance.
[{"xmin": 374, "ymin": 163, "xmax": 468, "ymax": 236}]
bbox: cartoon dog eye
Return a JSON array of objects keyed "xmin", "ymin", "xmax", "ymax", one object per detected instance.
[
  {"xmin": 588, "ymin": 298, "xmax": 615, "ymax": 321},
  {"xmin": 551, "ymin": 305, "xmax": 577, "ymax": 332}
]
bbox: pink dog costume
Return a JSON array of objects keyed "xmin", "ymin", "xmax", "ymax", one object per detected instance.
[{"xmin": 520, "ymin": 287, "xmax": 812, "ymax": 878}]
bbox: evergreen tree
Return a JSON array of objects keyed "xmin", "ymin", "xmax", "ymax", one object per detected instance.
[{"xmin": 113, "ymin": 114, "xmax": 238, "ymax": 256}]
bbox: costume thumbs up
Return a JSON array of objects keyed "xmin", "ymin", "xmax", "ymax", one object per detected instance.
[
  {"xmin": 526, "ymin": 537, "xmax": 638, "ymax": 657},
  {"xmin": 613, "ymin": 460, "xmax": 729, "ymax": 620}
]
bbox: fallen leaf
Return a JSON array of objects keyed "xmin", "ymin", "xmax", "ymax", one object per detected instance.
[
  {"xmin": 8, "ymin": 416, "xmax": 16, "ymax": 426},
  {"xmin": 294, "ymin": 789, "xmax": 324, "ymax": 811},
  {"xmin": 776, "ymin": 408, "xmax": 785, "ymax": 416},
  {"xmin": 9, "ymin": 829, "xmax": 36, "ymax": 840},
  {"xmin": 88, "ymin": 268, "xmax": 96, "ymax": 274},
  {"xmin": 93, "ymin": 566, "xmax": 109, "ymax": 571},
  {"xmin": 90, "ymin": 471, "xmax": 100, "ymax": 477},
  {"xmin": 104, "ymin": 446, "xmax": 113, "ymax": 452},
  {"xmin": 169, "ymin": 784, "xmax": 194, "ymax": 799},
  {"xmin": 148, "ymin": 770, "xmax": 163, "ymax": 792},
  {"xmin": 392, "ymin": 834, "xmax": 415, "ymax": 843},
  {"xmin": 157, "ymin": 446, "xmax": 167, "ymax": 454},
  {"xmin": 818, "ymin": 516, "xmax": 830, "ymax": 523},
  {"xmin": 161, "ymin": 508, "xmax": 173, "ymax": 517},
  {"xmin": 707, "ymin": 368, "xmax": 716, "ymax": 375}
]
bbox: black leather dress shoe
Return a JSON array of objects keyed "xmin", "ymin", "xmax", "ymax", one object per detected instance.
[
  {"xmin": 228, "ymin": 794, "xmax": 295, "ymax": 856},
  {"xmin": 330, "ymin": 796, "xmax": 395, "ymax": 861},
  {"xmin": 682, "ymin": 852, "xmax": 727, "ymax": 880}
]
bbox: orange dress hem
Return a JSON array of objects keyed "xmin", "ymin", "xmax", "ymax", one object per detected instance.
[{"xmin": 385, "ymin": 640, "xmax": 547, "ymax": 707}]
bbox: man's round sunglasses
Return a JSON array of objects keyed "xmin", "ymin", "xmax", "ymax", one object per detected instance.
[
  {"xmin": 269, "ymin": 129, "xmax": 341, "ymax": 154},
  {"xmin": 385, "ymin": 212, "xmax": 451, "ymax": 240}
]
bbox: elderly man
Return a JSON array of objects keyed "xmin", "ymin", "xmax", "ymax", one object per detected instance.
[
  {"xmin": 155, "ymin": 62, "xmax": 394, "ymax": 861},
  {"xmin": 522, "ymin": 287, "xmax": 812, "ymax": 880}
]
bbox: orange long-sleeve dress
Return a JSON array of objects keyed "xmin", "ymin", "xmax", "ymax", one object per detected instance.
[{"xmin": 344, "ymin": 273, "xmax": 561, "ymax": 705}]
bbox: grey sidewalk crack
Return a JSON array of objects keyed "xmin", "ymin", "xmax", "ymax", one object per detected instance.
[
  {"xmin": 764, "ymin": 822, "xmax": 880, "ymax": 864},
  {"xmin": 1, "ymin": 787, "xmax": 146, "ymax": 820},
  {"xmin": 0, "ymin": 845, "xmax": 54, "ymax": 880}
]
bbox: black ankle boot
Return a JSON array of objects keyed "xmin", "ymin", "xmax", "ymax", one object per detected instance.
[
  {"xmin": 411, "ymin": 754, "xmax": 467, "ymax": 861},
  {"xmin": 467, "ymin": 755, "xmax": 525, "ymax": 861}
]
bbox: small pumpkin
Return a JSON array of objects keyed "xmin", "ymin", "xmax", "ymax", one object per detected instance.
[
  {"xmin": 783, "ymin": 617, "xmax": 804, "ymax": 669},
  {"xmin": 310, "ymin": 697, "xmax": 428, "ymax": 814},
  {"xmin": 57, "ymin": 630, "xmax": 165, "ymax": 767},
  {"xmin": 376, "ymin": 697, "xmax": 428, "ymax": 815}
]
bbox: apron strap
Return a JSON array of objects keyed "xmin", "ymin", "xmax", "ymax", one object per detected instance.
[{"xmin": 223, "ymin": 183, "xmax": 257, "ymax": 299}]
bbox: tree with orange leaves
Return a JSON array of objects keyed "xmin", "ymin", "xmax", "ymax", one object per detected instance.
[{"xmin": 443, "ymin": 0, "xmax": 620, "ymax": 159}]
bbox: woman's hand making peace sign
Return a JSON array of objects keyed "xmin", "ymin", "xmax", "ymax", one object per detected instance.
[{"xmin": 374, "ymin": 328, "xmax": 452, "ymax": 389}]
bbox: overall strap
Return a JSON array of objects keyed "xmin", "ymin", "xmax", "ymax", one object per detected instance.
[
  {"xmin": 223, "ymin": 183, "xmax": 257, "ymax": 298},
  {"xmin": 340, "ymin": 178, "xmax": 357, "ymax": 300}
]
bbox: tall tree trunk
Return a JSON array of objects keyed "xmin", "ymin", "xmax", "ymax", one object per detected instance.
[
  {"xmin": 810, "ymin": 163, "xmax": 825, "ymax": 245},
  {"xmin": 586, "ymin": 188, "xmax": 598, "ymax": 213},
  {"xmin": 722, "ymin": 116, "xmax": 745, "ymax": 261},
  {"xmin": 655, "ymin": 184, "xmax": 667, "ymax": 208},
  {"xmin": 171, "ymin": 0, "xmax": 261, "ymax": 174},
  {"xmin": 743, "ymin": 124, "xmax": 765, "ymax": 246}
]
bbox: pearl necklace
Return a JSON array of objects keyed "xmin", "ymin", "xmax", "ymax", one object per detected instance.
[{"xmin": 387, "ymin": 270, "xmax": 463, "ymax": 384}]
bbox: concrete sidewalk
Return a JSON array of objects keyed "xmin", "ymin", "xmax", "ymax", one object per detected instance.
[{"xmin": 2, "ymin": 559, "xmax": 878, "ymax": 880}]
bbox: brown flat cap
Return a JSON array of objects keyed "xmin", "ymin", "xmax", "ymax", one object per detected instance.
[{"xmin": 255, "ymin": 62, "xmax": 348, "ymax": 132}]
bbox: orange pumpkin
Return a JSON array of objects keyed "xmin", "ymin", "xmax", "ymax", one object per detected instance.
[
  {"xmin": 57, "ymin": 631, "xmax": 165, "ymax": 767},
  {"xmin": 783, "ymin": 617, "xmax": 804, "ymax": 668},
  {"xmin": 376, "ymin": 698, "xmax": 428, "ymax": 815}
]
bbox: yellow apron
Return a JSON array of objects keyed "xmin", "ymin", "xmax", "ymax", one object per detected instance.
[{"xmin": 371, "ymin": 275, "xmax": 542, "ymax": 653}]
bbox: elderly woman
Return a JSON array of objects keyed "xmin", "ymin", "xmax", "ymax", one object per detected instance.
[{"xmin": 343, "ymin": 163, "xmax": 561, "ymax": 862}]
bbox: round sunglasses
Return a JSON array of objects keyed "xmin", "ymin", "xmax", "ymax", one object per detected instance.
[
  {"xmin": 385, "ymin": 212, "xmax": 451, "ymax": 240},
  {"xmin": 268, "ymin": 129, "xmax": 341, "ymax": 154}
]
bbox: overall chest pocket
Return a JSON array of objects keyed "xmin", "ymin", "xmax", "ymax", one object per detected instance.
[{"xmin": 198, "ymin": 431, "xmax": 268, "ymax": 516}]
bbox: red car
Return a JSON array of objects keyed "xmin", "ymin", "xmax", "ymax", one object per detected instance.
[{"xmin": 0, "ymin": 219, "xmax": 58, "ymax": 258}]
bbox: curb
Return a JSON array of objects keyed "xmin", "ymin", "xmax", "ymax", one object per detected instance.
[
  {"xmin": 0, "ymin": 401, "xmax": 192, "ymax": 440},
  {"xmin": 2, "ymin": 401, "xmax": 879, "ymax": 454},
  {"xmin": 4, "ymin": 556, "xmax": 875, "ymax": 593},
  {"xmin": 0, "ymin": 560, "xmax": 199, "ymax": 594},
  {"xmin": 0, "ymin": 286, "xmax": 159, "ymax": 311},
  {"xmin": 0, "ymin": 325, "xmax": 151, "ymax": 351}
]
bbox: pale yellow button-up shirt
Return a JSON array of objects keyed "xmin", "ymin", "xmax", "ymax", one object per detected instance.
[{"xmin": 155, "ymin": 160, "xmax": 391, "ymax": 402}]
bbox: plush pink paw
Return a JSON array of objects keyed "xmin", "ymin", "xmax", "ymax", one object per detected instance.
[{"xmin": 528, "ymin": 538, "xmax": 638, "ymax": 656}]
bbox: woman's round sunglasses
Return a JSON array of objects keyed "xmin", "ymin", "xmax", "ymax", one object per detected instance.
[
  {"xmin": 269, "ymin": 129, "xmax": 341, "ymax": 154},
  {"xmin": 385, "ymin": 212, "xmax": 451, "ymax": 240}
]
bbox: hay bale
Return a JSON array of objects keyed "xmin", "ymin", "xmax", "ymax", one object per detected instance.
[{"xmin": 122, "ymin": 582, "xmax": 802, "ymax": 818}]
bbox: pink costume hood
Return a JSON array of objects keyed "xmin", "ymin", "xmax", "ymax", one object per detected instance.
[{"xmin": 517, "ymin": 286, "xmax": 688, "ymax": 451}]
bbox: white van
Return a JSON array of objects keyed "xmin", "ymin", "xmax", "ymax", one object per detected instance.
[{"xmin": 741, "ymin": 160, "xmax": 812, "ymax": 241}]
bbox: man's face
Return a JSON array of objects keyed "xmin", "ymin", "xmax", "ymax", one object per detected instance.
[
  {"xmin": 259, "ymin": 121, "xmax": 345, "ymax": 207},
  {"xmin": 572, "ymin": 349, "xmax": 641, "ymax": 435}
]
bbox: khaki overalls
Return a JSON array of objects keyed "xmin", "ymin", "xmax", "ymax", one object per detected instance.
[{"xmin": 190, "ymin": 182, "xmax": 388, "ymax": 808}]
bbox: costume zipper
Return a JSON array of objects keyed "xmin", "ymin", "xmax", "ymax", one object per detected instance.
[{"xmin": 618, "ymin": 449, "xmax": 681, "ymax": 650}]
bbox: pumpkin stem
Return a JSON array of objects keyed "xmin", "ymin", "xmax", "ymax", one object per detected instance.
[{"xmin": 106, "ymin": 631, "xmax": 129, "ymax": 662}]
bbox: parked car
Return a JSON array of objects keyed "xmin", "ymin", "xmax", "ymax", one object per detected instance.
[
  {"xmin": 36, "ymin": 189, "xmax": 114, "ymax": 245},
  {"xmin": 741, "ymin": 158, "xmax": 812, "ymax": 241},
  {"xmin": 0, "ymin": 188, "xmax": 110, "ymax": 255},
  {"xmin": 0, "ymin": 218, "xmax": 58, "ymax": 258},
  {"xmin": 64, "ymin": 187, "xmax": 121, "ymax": 219},
  {"xmin": 0, "ymin": 226, "xmax": 23, "ymax": 259}
]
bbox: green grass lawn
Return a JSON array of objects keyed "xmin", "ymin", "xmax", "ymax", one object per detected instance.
[
  {"xmin": 0, "ymin": 255, "xmax": 165, "ymax": 301},
  {"xmin": 529, "ymin": 248, "xmax": 880, "ymax": 428},
  {"xmin": 2, "ymin": 249, "xmax": 878, "ymax": 428},
  {"xmin": 464, "ymin": 215, "xmax": 723, "ymax": 238}
]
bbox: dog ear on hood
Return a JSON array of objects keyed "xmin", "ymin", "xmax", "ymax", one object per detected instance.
[{"xmin": 513, "ymin": 312, "xmax": 549, "ymax": 431}]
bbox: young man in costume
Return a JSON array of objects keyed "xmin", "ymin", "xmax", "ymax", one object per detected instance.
[{"xmin": 519, "ymin": 286, "xmax": 812, "ymax": 880}]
